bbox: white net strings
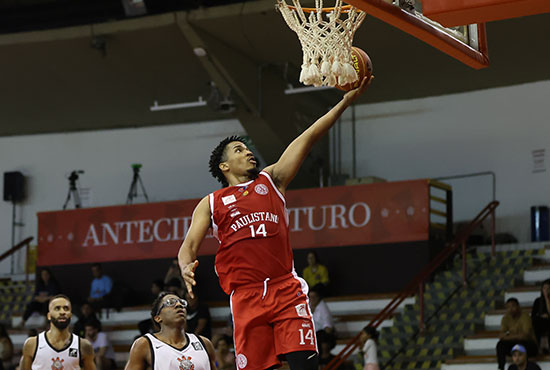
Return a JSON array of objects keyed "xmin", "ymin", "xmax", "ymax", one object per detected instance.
[{"xmin": 277, "ymin": 0, "xmax": 366, "ymax": 87}]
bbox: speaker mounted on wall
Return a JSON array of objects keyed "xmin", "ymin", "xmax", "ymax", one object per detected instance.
[{"xmin": 3, "ymin": 171, "xmax": 25, "ymax": 203}]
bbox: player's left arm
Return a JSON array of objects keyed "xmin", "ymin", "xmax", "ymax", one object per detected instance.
[
  {"xmin": 264, "ymin": 76, "xmax": 373, "ymax": 193},
  {"xmin": 80, "ymin": 338, "xmax": 97, "ymax": 370},
  {"xmin": 200, "ymin": 336, "xmax": 217, "ymax": 370}
]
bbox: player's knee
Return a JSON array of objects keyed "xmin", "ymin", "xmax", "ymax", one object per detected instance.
[{"xmin": 286, "ymin": 350, "xmax": 318, "ymax": 370}]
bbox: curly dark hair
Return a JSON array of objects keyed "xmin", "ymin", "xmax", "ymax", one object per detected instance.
[
  {"xmin": 151, "ymin": 291, "xmax": 180, "ymax": 319},
  {"xmin": 209, "ymin": 135, "xmax": 247, "ymax": 187}
]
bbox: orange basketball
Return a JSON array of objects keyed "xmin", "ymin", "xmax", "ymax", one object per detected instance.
[{"xmin": 336, "ymin": 47, "xmax": 373, "ymax": 91}]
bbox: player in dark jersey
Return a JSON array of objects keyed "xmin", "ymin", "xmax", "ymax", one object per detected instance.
[{"xmin": 178, "ymin": 76, "xmax": 373, "ymax": 370}]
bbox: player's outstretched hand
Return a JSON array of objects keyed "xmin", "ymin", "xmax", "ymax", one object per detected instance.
[
  {"xmin": 182, "ymin": 260, "xmax": 199, "ymax": 299},
  {"xmin": 343, "ymin": 75, "xmax": 374, "ymax": 104}
]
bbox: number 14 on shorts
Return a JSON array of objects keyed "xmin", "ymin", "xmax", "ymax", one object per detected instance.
[{"xmin": 299, "ymin": 328, "xmax": 314, "ymax": 345}]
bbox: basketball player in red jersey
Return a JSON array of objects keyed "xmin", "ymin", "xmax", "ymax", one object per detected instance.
[{"xmin": 178, "ymin": 76, "xmax": 373, "ymax": 370}]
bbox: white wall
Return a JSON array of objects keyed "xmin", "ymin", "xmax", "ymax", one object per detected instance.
[
  {"xmin": 333, "ymin": 79, "xmax": 550, "ymax": 242},
  {"xmin": 2, "ymin": 80, "xmax": 549, "ymax": 274},
  {"xmin": 0, "ymin": 119, "xmax": 246, "ymax": 275}
]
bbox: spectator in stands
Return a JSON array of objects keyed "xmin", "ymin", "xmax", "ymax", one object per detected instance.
[
  {"xmin": 164, "ymin": 258, "xmax": 184, "ymax": 288},
  {"xmin": 136, "ymin": 280, "xmax": 166, "ymax": 337},
  {"xmin": 531, "ymin": 279, "xmax": 550, "ymax": 353},
  {"xmin": 165, "ymin": 277, "xmax": 184, "ymax": 297},
  {"xmin": 213, "ymin": 334, "xmax": 236, "ymax": 370},
  {"xmin": 359, "ymin": 326, "xmax": 380, "ymax": 370},
  {"xmin": 507, "ymin": 344, "xmax": 542, "ymax": 370},
  {"xmin": 497, "ymin": 298, "xmax": 538, "ymax": 370},
  {"xmin": 309, "ymin": 284, "xmax": 335, "ymax": 366},
  {"xmin": 0, "ymin": 324, "xmax": 14, "ymax": 370},
  {"xmin": 84, "ymin": 320, "xmax": 116, "ymax": 370},
  {"xmin": 184, "ymin": 287, "xmax": 212, "ymax": 339},
  {"xmin": 73, "ymin": 302, "xmax": 101, "ymax": 338},
  {"xmin": 88, "ymin": 263, "xmax": 113, "ymax": 311},
  {"xmin": 21, "ymin": 268, "xmax": 60, "ymax": 327},
  {"xmin": 151, "ymin": 279, "xmax": 164, "ymax": 299},
  {"xmin": 302, "ymin": 251, "xmax": 329, "ymax": 291}
]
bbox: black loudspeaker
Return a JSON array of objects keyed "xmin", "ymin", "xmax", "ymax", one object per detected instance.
[{"xmin": 3, "ymin": 171, "xmax": 25, "ymax": 202}]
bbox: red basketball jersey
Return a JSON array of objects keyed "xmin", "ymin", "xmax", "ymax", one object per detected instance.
[{"xmin": 209, "ymin": 171, "xmax": 294, "ymax": 294}]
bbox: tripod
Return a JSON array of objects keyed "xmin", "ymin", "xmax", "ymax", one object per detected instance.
[
  {"xmin": 63, "ymin": 170, "xmax": 83, "ymax": 210},
  {"xmin": 127, "ymin": 164, "xmax": 149, "ymax": 204}
]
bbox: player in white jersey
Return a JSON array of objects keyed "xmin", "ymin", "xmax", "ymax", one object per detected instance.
[
  {"xmin": 125, "ymin": 292, "xmax": 216, "ymax": 370},
  {"xmin": 20, "ymin": 294, "xmax": 96, "ymax": 370}
]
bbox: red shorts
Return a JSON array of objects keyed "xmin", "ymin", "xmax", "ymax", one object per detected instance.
[{"xmin": 230, "ymin": 273, "xmax": 318, "ymax": 370}]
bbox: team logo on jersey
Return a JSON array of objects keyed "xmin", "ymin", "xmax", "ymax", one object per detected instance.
[
  {"xmin": 230, "ymin": 210, "xmax": 241, "ymax": 218},
  {"xmin": 254, "ymin": 184, "xmax": 269, "ymax": 195},
  {"xmin": 177, "ymin": 356, "xmax": 194, "ymax": 370},
  {"xmin": 51, "ymin": 357, "xmax": 64, "ymax": 370},
  {"xmin": 295, "ymin": 303, "xmax": 308, "ymax": 318},
  {"xmin": 191, "ymin": 341, "xmax": 203, "ymax": 351},
  {"xmin": 68, "ymin": 348, "xmax": 78, "ymax": 357},
  {"xmin": 236, "ymin": 354, "xmax": 248, "ymax": 369},
  {"xmin": 222, "ymin": 195, "xmax": 237, "ymax": 205}
]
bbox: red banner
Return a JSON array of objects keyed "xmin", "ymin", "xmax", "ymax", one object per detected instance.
[{"xmin": 37, "ymin": 180, "xmax": 430, "ymax": 266}]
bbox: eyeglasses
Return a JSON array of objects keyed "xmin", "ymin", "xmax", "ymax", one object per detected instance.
[{"xmin": 156, "ymin": 297, "xmax": 188, "ymax": 316}]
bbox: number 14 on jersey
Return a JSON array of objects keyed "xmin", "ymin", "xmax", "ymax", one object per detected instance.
[{"xmin": 249, "ymin": 223, "xmax": 267, "ymax": 238}]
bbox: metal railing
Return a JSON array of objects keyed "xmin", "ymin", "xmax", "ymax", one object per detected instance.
[
  {"xmin": 0, "ymin": 237, "xmax": 34, "ymax": 282},
  {"xmin": 325, "ymin": 200, "xmax": 499, "ymax": 370}
]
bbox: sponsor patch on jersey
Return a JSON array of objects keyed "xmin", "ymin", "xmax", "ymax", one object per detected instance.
[
  {"xmin": 230, "ymin": 211, "xmax": 241, "ymax": 218},
  {"xmin": 237, "ymin": 354, "xmax": 248, "ymax": 369},
  {"xmin": 295, "ymin": 303, "xmax": 308, "ymax": 318},
  {"xmin": 192, "ymin": 342, "xmax": 203, "ymax": 351},
  {"xmin": 254, "ymin": 184, "xmax": 269, "ymax": 195},
  {"xmin": 69, "ymin": 348, "xmax": 78, "ymax": 357},
  {"xmin": 222, "ymin": 195, "xmax": 237, "ymax": 205},
  {"xmin": 302, "ymin": 321, "xmax": 311, "ymax": 328}
]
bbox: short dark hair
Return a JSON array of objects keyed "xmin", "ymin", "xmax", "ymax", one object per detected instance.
[
  {"xmin": 84, "ymin": 319, "xmax": 102, "ymax": 331},
  {"xmin": 506, "ymin": 297, "xmax": 520, "ymax": 305},
  {"xmin": 362, "ymin": 325, "xmax": 379, "ymax": 341},
  {"xmin": 209, "ymin": 135, "xmax": 247, "ymax": 187},
  {"xmin": 48, "ymin": 294, "xmax": 71, "ymax": 307},
  {"xmin": 151, "ymin": 291, "xmax": 180, "ymax": 319},
  {"xmin": 91, "ymin": 263, "xmax": 102, "ymax": 269}
]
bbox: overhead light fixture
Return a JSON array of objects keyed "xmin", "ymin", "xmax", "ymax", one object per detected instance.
[
  {"xmin": 284, "ymin": 84, "xmax": 334, "ymax": 95},
  {"xmin": 150, "ymin": 97, "xmax": 207, "ymax": 112},
  {"xmin": 193, "ymin": 47, "xmax": 207, "ymax": 57}
]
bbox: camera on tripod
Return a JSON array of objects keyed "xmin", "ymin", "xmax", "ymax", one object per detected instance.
[
  {"xmin": 68, "ymin": 170, "xmax": 84, "ymax": 182},
  {"xmin": 63, "ymin": 170, "xmax": 85, "ymax": 210}
]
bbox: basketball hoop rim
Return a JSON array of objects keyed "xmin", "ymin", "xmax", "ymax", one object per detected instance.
[{"xmin": 286, "ymin": 4, "xmax": 361, "ymax": 13}]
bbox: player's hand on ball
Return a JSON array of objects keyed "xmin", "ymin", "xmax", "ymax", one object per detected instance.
[
  {"xmin": 182, "ymin": 260, "xmax": 199, "ymax": 298},
  {"xmin": 344, "ymin": 75, "xmax": 374, "ymax": 104}
]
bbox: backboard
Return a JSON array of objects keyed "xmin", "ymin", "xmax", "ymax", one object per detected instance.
[{"xmin": 345, "ymin": 0, "xmax": 489, "ymax": 69}]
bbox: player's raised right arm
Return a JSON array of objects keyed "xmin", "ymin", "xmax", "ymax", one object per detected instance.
[{"xmin": 178, "ymin": 195, "xmax": 211, "ymax": 299}]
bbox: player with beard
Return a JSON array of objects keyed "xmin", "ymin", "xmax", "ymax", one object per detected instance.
[
  {"xmin": 20, "ymin": 294, "xmax": 96, "ymax": 370},
  {"xmin": 125, "ymin": 291, "xmax": 216, "ymax": 370},
  {"xmin": 178, "ymin": 76, "xmax": 372, "ymax": 370}
]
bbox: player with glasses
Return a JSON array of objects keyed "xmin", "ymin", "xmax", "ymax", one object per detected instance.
[{"xmin": 125, "ymin": 292, "xmax": 216, "ymax": 370}]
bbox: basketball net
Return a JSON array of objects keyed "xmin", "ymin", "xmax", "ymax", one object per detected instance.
[{"xmin": 277, "ymin": 0, "xmax": 366, "ymax": 87}]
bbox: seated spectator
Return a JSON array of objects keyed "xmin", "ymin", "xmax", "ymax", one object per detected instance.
[
  {"xmin": 165, "ymin": 278, "xmax": 185, "ymax": 298},
  {"xmin": 150, "ymin": 279, "xmax": 164, "ymax": 300},
  {"xmin": 359, "ymin": 326, "xmax": 380, "ymax": 370},
  {"xmin": 164, "ymin": 259, "xmax": 184, "ymax": 288},
  {"xmin": 85, "ymin": 320, "xmax": 116, "ymax": 370},
  {"xmin": 0, "ymin": 324, "xmax": 14, "ymax": 370},
  {"xmin": 497, "ymin": 298, "xmax": 538, "ymax": 370},
  {"xmin": 88, "ymin": 263, "xmax": 113, "ymax": 311},
  {"xmin": 21, "ymin": 268, "xmax": 59, "ymax": 327},
  {"xmin": 184, "ymin": 287, "xmax": 212, "ymax": 339},
  {"xmin": 73, "ymin": 302, "xmax": 101, "ymax": 338},
  {"xmin": 302, "ymin": 251, "xmax": 329, "ymax": 291},
  {"xmin": 309, "ymin": 285, "xmax": 335, "ymax": 365},
  {"xmin": 213, "ymin": 334, "xmax": 235, "ymax": 370},
  {"xmin": 508, "ymin": 344, "xmax": 542, "ymax": 370},
  {"xmin": 531, "ymin": 279, "xmax": 550, "ymax": 353},
  {"xmin": 136, "ymin": 280, "xmax": 165, "ymax": 337}
]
